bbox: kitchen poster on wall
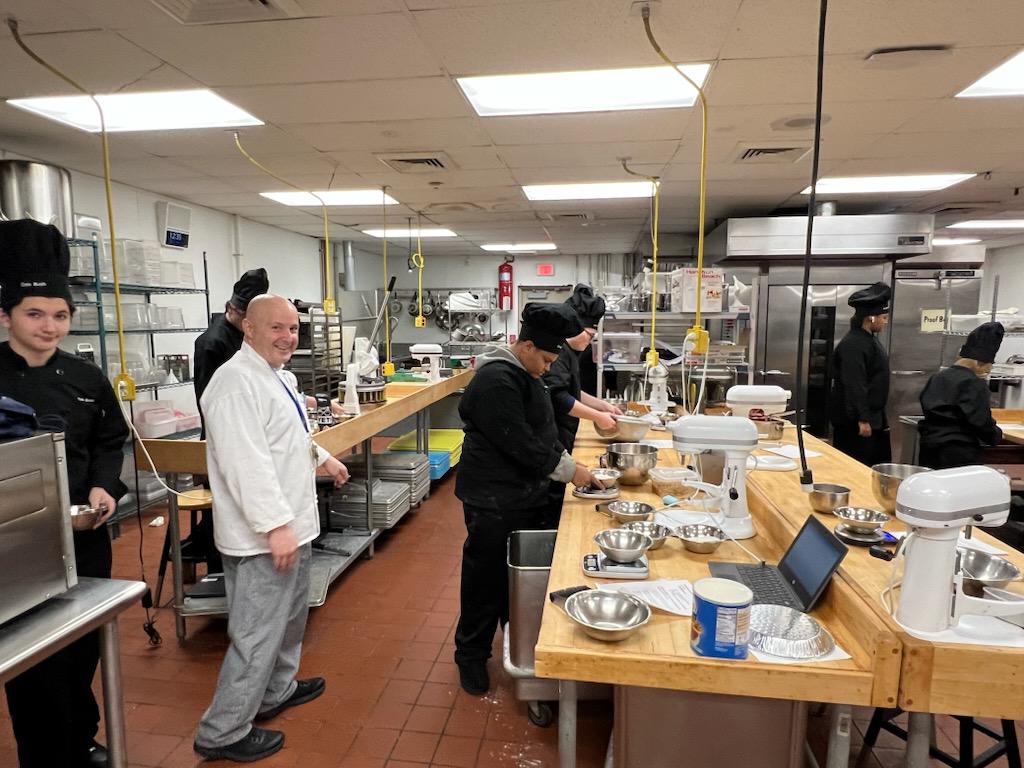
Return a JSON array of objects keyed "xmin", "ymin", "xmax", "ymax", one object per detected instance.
[{"xmin": 920, "ymin": 309, "xmax": 947, "ymax": 333}]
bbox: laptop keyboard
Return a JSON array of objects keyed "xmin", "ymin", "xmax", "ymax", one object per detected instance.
[{"xmin": 733, "ymin": 566, "xmax": 800, "ymax": 609}]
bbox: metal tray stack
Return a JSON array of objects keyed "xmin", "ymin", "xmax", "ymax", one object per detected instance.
[
  {"xmin": 345, "ymin": 452, "xmax": 431, "ymax": 506},
  {"xmin": 330, "ymin": 478, "xmax": 412, "ymax": 530}
]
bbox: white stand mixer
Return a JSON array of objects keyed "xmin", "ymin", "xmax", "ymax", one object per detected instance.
[
  {"xmin": 669, "ymin": 415, "xmax": 759, "ymax": 539},
  {"xmin": 409, "ymin": 343, "xmax": 444, "ymax": 383},
  {"xmin": 894, "ymin": 466, "xmax": 1024, "ymax": 636},
  {"xmin": 645, "ymin": 362, "xmax": 671, "ymax": 414}
]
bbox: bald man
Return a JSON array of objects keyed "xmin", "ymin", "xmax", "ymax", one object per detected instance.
[{"xmin": 193, "ymin": 294, "xmax": 349, "ymax": 763}]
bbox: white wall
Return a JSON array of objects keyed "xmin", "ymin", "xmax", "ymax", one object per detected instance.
[{"xmin": 981, "ymin": 243, "xmax": 1024, "ymax": 360}]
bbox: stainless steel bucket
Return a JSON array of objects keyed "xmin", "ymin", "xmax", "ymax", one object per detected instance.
[{"xmin": 0, "ymin": 160, "xmax": 75, "ymax": 236}]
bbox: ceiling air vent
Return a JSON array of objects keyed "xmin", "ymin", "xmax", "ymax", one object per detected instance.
[
  {"xmin": 149, "ymin": 0, "xmax": 309, "ymax": 25},
  {"xmin": 376, "ymin": 152, "xmax": 456, "ymax": 174},
  {"xmin": 424, "ymin": 202, "xmax": 485, "ymax": 213},
  {"xmin": 920, "ymin": 202, "xmax": 1001, "ymax": 215},
  {"xmin": 733, "ymin": 140, "xmax": 812, "ymax": 164},
  {"xmin": 538, "ymin": 212, "xmax": 595, "ymax": 223}
]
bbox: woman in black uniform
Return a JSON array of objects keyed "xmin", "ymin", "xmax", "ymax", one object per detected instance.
[
  {"xmin": 1, "ymin": 220, "xmax": 128, "ymax": 768},
  {"xmin": 829, "ymin": 282, "xmax": 892, "ymax": 466},
  {"xmin": 919, "ymin": 322, "xmax": 1004, "ymax": 469}
]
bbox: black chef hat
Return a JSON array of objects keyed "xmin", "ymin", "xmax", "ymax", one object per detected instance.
[
  {"xmin": 229, "ymin": 267, "xmax": 269, "ymax": 311},
  {"xmin": 0, "ymin": 219, "xmax": 73, "ymax": 313},
  {"xmin": 959, "ymin": 321, "xmax": 1004, "ymax": 364},
  {"xmin": 849, "ymin": 282, "xmax": 892, "ymax": 316},
  {"xmin": 519, "ymin": 303, "xmax": 583, "ymax": 354},
  {"xmin": 566, "ymin": 283, "xmax": 606, "ymax": 328}
]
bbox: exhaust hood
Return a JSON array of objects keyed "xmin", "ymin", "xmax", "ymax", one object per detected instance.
[{"xmin": 705, "ymin": 213, "xmax": 934, "ymax": 262}]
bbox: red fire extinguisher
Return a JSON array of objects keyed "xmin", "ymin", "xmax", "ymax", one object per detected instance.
[{"xmin": 498, "ymin": 255, "xmax": 514, "ymax": 311}]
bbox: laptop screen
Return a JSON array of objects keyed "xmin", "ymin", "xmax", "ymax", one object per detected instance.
[{"xmin": 777, "ymin": 516, "xmax": 848, "ymax": 610}]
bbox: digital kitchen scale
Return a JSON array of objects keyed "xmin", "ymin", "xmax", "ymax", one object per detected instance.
[
  {"xmin": 834, "ymin": 523, "xmax": 885, "ymax": 547},
  {"xmin": 572, "ymin": 485, "xmax": 619, "ymax": 501},
  {"xmin": 582, "ymin": 552, "xmax": 649, "ymax": 579}
]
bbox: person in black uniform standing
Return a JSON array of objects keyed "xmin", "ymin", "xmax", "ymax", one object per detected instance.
[
  {"xmin": 919, "ymin": 322, "xmax": 1004, "ymax": 469},
  {"xmin": 829, "ymin": 282, "xmax": 892, "ymax": 466},
  {"xmin": 542, "ymin": 285, "xmax": 622, "ymax": 524},
  {"xmin": 454, "ymin": 304, "xmax": 601, "ymax": 695},
  {"xmin": 0, "ymin": 219, "xmax": 129, "ymax": 768}
]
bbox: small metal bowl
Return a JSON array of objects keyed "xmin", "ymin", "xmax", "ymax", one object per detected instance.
[
  {"xmin": 958, "ymin": 548, "xmax": 1023, "ymax": 597},
  {"xmin": 593, "ymin": 529, "xmax": 653, "ymax": 563},
  {"xmin": 619, "ymin": 521, "xmax": 671, "ymax": 550},
  {"xmin": 675, "ymin": 524, "xmax": 726, "ymax": 554},
  {"xmin": 833, "ymin": 506, "xmax": 890, "ymax": 534},
  {"xmin": 563, "ymin": 589, "xmax": 651, "ymax": 642},
  {"xmin": 589, "ymin": 468, "xmax": 621, "ymax": 490},
  {"xmin": 600, "ymin": 500, "xmax": 655, "ymax": 523},
  {"xmin": 808, "ymin": 483, "xmax": 850, "ymax": 514},
  {"xmin": 69, "ymin": 505, "xmax": 99, "ymax": 531}
]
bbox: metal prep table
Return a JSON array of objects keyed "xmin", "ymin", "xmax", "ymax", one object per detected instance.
[{"xmin": 0, "ymin": 577, "xmax": 147, "ymax": 768}]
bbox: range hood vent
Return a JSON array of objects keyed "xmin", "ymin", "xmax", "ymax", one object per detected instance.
[
  {"xmin": 149, "ymin": 0, "xmax": 309, "ymax": 24},
  {"xmin": 705, "ymin": 213, "xmax": 935, "ymax": 262},
  {"xmin": 376, "ymin": 152, "xmax": 455, "ymax": 174}
]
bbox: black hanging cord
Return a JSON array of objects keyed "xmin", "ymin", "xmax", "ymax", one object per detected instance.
[{"xmin": 794, "ymin": 0, "xmax": 829, "ymax": 491}]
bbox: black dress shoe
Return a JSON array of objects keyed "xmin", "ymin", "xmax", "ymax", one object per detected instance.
[
  {"xmin": 85, "ymin": 741, "xmax": 108, "ymax": 767},
  {"xmin": 457, "ymin": 661, "xmax": 489, "ymax": 696},
  {"xmin": 255, "ymin": 677, "xmax": 326, "ymax": 721},
  {"xmin": 194, "ymin": 727, "xmax": 284, "ymax": 763}
]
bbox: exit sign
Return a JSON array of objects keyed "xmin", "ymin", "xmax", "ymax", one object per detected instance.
[{"xmin": 536, "ymin": 263, "xmax": 555, "ymax": 276}]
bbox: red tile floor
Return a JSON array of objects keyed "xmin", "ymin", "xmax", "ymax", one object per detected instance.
[{"xmin": 1, "ymin": 473, "xmax": 1020, "ymax": 767}]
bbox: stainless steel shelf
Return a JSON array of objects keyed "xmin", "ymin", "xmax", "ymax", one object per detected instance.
[
  {"xmin": 604, "ymin": 311, "xmax": 747, "ymax": 320},
  {"xmin": 68, "ymin": 327, "xmax": 206, "ymax": 335},
  {"xmin": 943, "ymin": 331, "xmax": 1024, "ymax": 337},
  {"xmin": 68, "ymin": 278, "xmax": 207, "ymax": 296},
  {"xmin": 135, "ymin": 381, "xmax": 196, "ymax": 393}
]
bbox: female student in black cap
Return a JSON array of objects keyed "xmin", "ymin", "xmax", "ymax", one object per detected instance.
[
  {"xmin": 829, "ymin": 282, "xmax": 893, "ymax": 466},
  {"xmin": 0, "ymin": 219, "xmax": 129, "ymax": 768},
  {"xmin": 918, "ymin": 321, "xmax": 1005, "ymax": 469},
  {"xmin": 453, "ymin": 303, "xmax": 601, "ymax": 696}
]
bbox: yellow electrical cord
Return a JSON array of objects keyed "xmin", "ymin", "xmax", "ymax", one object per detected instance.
[
  {"xmin": 232, "ymin": 133, "xmax": 336, "ymax": 315},
  {"xmin": 380, "ymin": 185, "xmax": 395, "ymax": 376},
  {"xmin": 7, "ymin": 19, "xmax": 135, "ymax": 399},
  {"xmin": 621, "ymin": 160, "xmax": 661, "ymax": 368},
  {"xmin": 412, "ymin": 222, "xmax": 426, "ymax": 328},
  {"xmin": 642, "ymin": 8, "xmax": 710, "ymax": 354}
]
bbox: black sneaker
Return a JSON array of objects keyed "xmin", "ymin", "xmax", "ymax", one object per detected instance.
[
  {"xmin": 85, "ymin": 740, "xmax": 108, "ymax": 767},
  {"xmin": 255, "ymin": 677, "xmax": 326, "ymax": 721},
  {"xmin": 193, "ymin": 727, "xmax": 284, "ymax": 763},
  {"xmin": 457, "ymin": 661, "xmax": 489, "ymax": 696}
]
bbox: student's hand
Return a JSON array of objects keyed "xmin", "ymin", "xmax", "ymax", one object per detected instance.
[
  {"xmin": 88, "ymin": 487, "xmax": 117, "ymax": 527},
  {"xmin": 321, "ymin": 456, "xmax": 350, "ymax": 487},
  {"xmin": 602, "ymin": 401, "xmax": 624, "ymax": 415},
  {"xmin": 858, "ymin": 421, "xmax": 873, "ymax": 438},
  {"xmin": 572, "ymin": 464, "xmax": 603, "ymax": 490},
  {"xmin": 267, "ymin": 525, "xmax": 299, "ymax": 571},
  {"xmin": 594, "ymin": 411, "xmax": 618, "ymax": 431}
]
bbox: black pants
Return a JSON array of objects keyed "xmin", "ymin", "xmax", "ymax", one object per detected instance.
[
  {"xmin": 831, "ymin": 423, "xmax": 891, "ymax": 467},
  {"xmin": 454, "ymin": 502, "xmax": 547, "ymax": 666},
  {"xmin": 918, "ymin": 441, "xmax": 982, "ymax": 470},
  {"xmin": 544, "ymin": 482, "xmax": 567, "ymax": 530},
  {"xmin": 5, "ymin": 527, "xmax": 112, "ymax": 768}
]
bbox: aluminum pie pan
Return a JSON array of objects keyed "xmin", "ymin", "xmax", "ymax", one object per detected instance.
[{"xmin": 748, "ymin": 604, "xmax": 835, "ymax": 659}]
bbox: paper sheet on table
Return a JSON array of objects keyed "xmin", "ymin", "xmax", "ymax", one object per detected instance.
[
  {"xmin": 748, "ymin": 455, "xmax": 798, "ymax": 472},
  {"xmin": 764, "ymin": 445, "xmax": 821, "ymax": 459},
  {"xmin": 750, "ymin": 643, "xmax": 851, "ymax": 665},
  {"xmin": 957, "ymin": 535, "xmax": 1007, "ymax": 556},
  {"xmin": 640, "ymin": 439, "xmax": 674, "ymax": 449},
  {"xmin": 599, "ymin": 579, "xmax": 694, "ymax": 616}
]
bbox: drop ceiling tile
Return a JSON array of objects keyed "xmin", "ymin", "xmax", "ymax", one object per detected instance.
[
  {"xmin": 291, "ymin": 118, "xmax": 492, "ymax": 152},
  {"xmin": 511, "ymin": 165, "xmax": 664, "ymax": 184},
  {"xmin": 117, "ymin": 125, "xmax": 316, "ymax": 158},
  {"xmin": 857, "ymin": 130, "xmax": 1023, "ymax": 161},
  {"xmin": 164, "ymin": 152, "xmax": 342, "ymax": 178},
  {"xmin": 380, "ymin": 184, "xmax": 523, "ymax": 205},
  {"xmin": 118, "ymin": 14, "xmax": 442, "ymax": 86},
  {"xmin": 221, "ymin": 173, "xmax": 360, "ymax": 193},
  {"xmin": 895, "ymin": 98, "xmax": 1024, "ymax": 134},
  {"xmin": 482, "ymin": 110, "xmax": 695, "ymax": 146},
  {"xmin": 350, "ymin": 168, "xmax": 517, "ymax": 189},
  {"xmin": 497, "ymin": 140, "xmax": 680, "ymax": 170}
]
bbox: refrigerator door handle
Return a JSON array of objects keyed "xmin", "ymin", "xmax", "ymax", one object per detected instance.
[
  {"xmin": 891, "ymin": 370, "xmax": 926, "ymax": 376},
  {"xmin": 759, "ymin": 369, "xmax": 790, "ymax": 376}
]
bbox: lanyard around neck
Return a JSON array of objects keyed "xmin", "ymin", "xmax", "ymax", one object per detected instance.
[{"xmin": 274, "ymin": 369, "xmax": 309, "ymax": 434}]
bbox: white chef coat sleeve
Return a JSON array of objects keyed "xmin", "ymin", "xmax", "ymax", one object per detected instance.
[
  {"xmin": 315, "ymin": 444, "xmax": 332, "ymax": 466},
  {"xmin": 205, "ymin": 392, "xmax": 295, "ymax": 534}
]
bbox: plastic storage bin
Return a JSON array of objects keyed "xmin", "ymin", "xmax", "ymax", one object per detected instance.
[
  {"xmin": 649, "ymin": 467, "xmax": 702, "ymax": 497},
  {"xmin": 597, "ymin": 331, "xmax": 644, "ymax": 364}
]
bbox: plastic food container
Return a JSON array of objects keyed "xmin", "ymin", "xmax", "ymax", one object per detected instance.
[
  {"xmin": 596, "ymin": 332, "xmax": 644, "ymax": 365},
  {"xmin": 648, "ymin": 467, "xmax": 701, "ymax": 496},
  {"xmin": 726, "ymin": 385, "xmax": 791, "ymax": 418}
]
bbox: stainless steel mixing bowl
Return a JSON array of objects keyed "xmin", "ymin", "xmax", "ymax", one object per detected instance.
[
  {"xmin": 832, "ymin": 506, "xmax": 890, "ymax": 534},
  {"xmin": 808, "ymin": 483, "xmax": 851, "ymax": 513},
  {"xmin": 619, "ymin": 520, "xmax": 671, "ymax": 550},
  {"xmin": 599, "ymin": 500, "xmax": 655, "ymax": 523},
  {"xmin": 958, "ymin": 548, "xmax": 1023, "ymax": 597},
  {"xmin": 871, "ymin": 463, "xmax": 931, "ymax": 513},
  {"xmin": 593, "ymin": 529, "xmax": 653, "ymax": 563},
  {"xmin": 589, "ymin": 468, "xmax": 621, "ymax": 490},
  {"xmin": 600, "ymin": 443, "xmax": 659, "ymax": 485},
  {"xmin": 70, "ymin": 505, "xmax": 99, "ymax": 531},
  {"xmin": 563, "ymin": 589, "xmax": 651, "ymax": 642},
  {"xmin": 595, "ymin": 414, "xmax": 650, "ymax": 442},
  {"xmin": 674, "ymin": 524, "xmax": 726, "ymax": 554}
]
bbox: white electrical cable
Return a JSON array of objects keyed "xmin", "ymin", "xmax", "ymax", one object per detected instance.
[
  {"xmin": 660, "ymin": 490, "xmax": 763, "ymax": 564},
  {"xmin": 116, "ymin": 399, "xmax": 209, "ymax": 502},
  {"xmin": 880, "ymin": 532, "xmax": 912, "ymax": 616}
]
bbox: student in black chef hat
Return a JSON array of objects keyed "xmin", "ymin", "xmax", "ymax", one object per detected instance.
[
  {"xmin": 919, "ymin": 321, "xmax": 1005, "ymax": 469},
  {"xmin": 828, "ymin": 282, "xmax": 893, "ymax": 466},
  {"xmin": 453, "ymin": 303, "xmax": 602, "ymax": 696},
  {"xmin": 0, "ymin": 219, "xmax": 129, "ymax": 768}
]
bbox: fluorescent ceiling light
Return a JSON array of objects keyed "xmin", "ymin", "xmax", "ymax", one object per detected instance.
[
  {"xmin": 261, "ymin": 190, "xmax": 398, "ymax": 206},
  {"xmin": 801, "ymin": 174, "xmax": 975, "ymax": 194},
  {"xmin": 362, "ymin": 228, "xmax": 458, "ymax": 238},
  {"xmin": 932, "ymin": 237, "xmax": 981, "ymax": 246},
  {"xmin": 6, "ymin": 89, "xmax": 262, "ymax": 133},
  {"xmin": 523, "ymin": 181, "xmax": 655, "ymax": 201},
  {"xmin": 957, "ymin": 49, "xmax": 1024, "ymax": 98},
  {"xmin": 481, "ymin": 243, "xmax": 557, "ymax": 252},
  {"xmin": 457, "ymin": 63, "xmax": 711, "ymax": 117},
  {"xmin": 948, "ymin": 219, "xmax": 1024, "ymax": 230}
]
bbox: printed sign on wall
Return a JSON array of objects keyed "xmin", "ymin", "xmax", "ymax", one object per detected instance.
[{"xmin": 920, "ymin": 309, "xmax": 947, "ymax": 333}]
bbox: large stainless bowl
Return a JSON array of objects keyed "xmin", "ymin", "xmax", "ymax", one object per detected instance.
[
  {"xmin": 599, "ymin": 500, "xmax": 655, "ymax": 523},
  {"xmin": 595, "ymin": 415, "xmax": 650, "ymax": 442},
  {"xmin": 674, "ymin": 524, "xmax": 726, "ymax": 554},
  {"xmin": 564, "ymin": 589, "xmax": 651, "ymax": 642},
  {"xmin": 619, "ymin": 520, "xmax": 671, "ymax": 550},
  {"xmin": 833, "ymin": 506, "xmax": 890, "ymax": 534},
  {"xmin": 871, "ymin": 463, "xmax": 930, "ymax": 514},
  {"xmin": 593, "ymin": 529, "xmax": 653, "ymax": 563},
  {"xmin": 808, "ymin": 483, "xmax": 850, "ymax": 513},
  {"xmin": 958, "ymin": 548, "xmax": 1023, "ymax": 597},
  {"xmin": 600, "ymin": 443, "xmax": 659, "ymax": 485},
  {"xmin": 70, "ymin": 505, "xmax": 99, "ymax": 531}
]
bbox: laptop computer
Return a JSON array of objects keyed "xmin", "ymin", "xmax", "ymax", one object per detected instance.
[{"xmin": 709, "ymin": 516, "xmax": 848, "ymax": 612}]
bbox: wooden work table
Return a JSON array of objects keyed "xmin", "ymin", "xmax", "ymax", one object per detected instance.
[
  {"xmin": 993, "ymin": 407, "xmax": 1024, "ymax": 446},
  {"xmin": 534, "ymin": 423, "xmax": 902, "ymax": 710},
  {"xmin": 745, "ymin": 426, "xmax": 1024, "ymax": 720}
]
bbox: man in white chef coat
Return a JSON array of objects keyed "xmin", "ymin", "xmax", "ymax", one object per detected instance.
[{"xmin": 193, "ymin": 294, "xmax": 349, "ymax": 763}]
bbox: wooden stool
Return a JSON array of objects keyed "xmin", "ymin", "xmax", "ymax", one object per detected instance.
[{"xmin": 155, "ymin": 487, "xmax": 213, "ymax": 605}]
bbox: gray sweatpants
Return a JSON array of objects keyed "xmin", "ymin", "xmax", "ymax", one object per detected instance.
[{"xmin": 195, "ymin": 544, "xmax": 311, "ymax": 747}]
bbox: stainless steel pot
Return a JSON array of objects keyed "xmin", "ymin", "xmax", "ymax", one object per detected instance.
[{"xmin": 599, "ymin": 443, "xmax": 658, "ymax": 485}]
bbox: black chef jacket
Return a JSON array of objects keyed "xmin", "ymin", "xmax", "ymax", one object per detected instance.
[
  {"xmin": 193, "ymin": 313, "xmax": 243, "ymax": 435},
  {"xmin": 0, "ymin": 343, "xmax": 128, "ymax": 506},
  {"xmin": 542, "ymin": 345, "xmax": 582, "ymax": 451},
  {"xmin": 829, "ymin": 327, "xmax": 890, "ymax": 430},
  {"xmin": 456, "ymin": 356, "xmax": 564, "ymax": 511},
  {"xmin": 918, "ymin": 364, "xmax": 1002, "ymax": 467}
]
